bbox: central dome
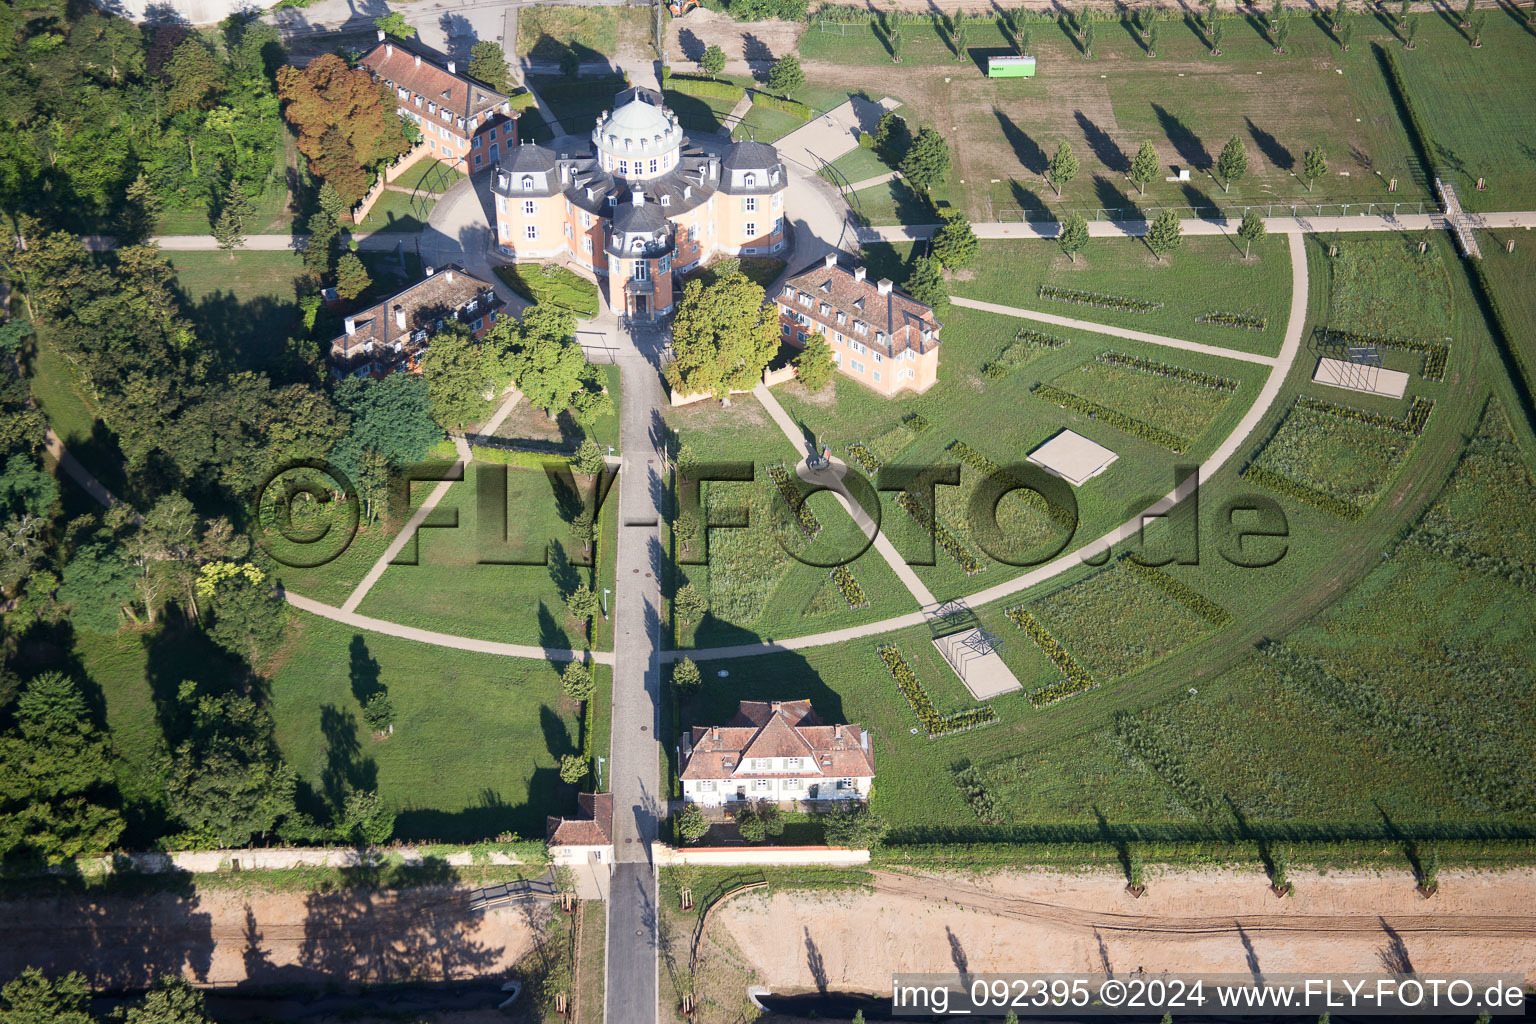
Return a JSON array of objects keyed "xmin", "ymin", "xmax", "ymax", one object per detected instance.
[{"xmin": 593, "ymin": 87, "xmax": 683, "ymax": 180}]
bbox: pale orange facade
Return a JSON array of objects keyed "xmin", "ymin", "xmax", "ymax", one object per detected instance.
[
  {"xmin": 360, "ymin": 37, "xmax": 516, "ymax": 175},
  {"xmin": 778, "ymin": 254, "xmax": 942, "ymax": 396},
  {"xmin": 492, "ymin": 87, "xmax": 787, "ymax": 320}
]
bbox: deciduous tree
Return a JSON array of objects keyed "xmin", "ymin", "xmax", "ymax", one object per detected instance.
[
  {"xmin": 1146, "ymin": 208, "xmax": 1183, "ymax": 261},
  {"xmin": 664, "ymin": 267, "xmax": 779, "ymax": 400},
  {"xmin": 335, "ymin": 251, "xmax": 371, "ymax": 300},
  {"xmin": 903, "ymin": 254, "xmax": 948, "ymax": 313},
  {"xmin": 794, "ymin": 332, "xmax": 835, "ymax": 391},
  {"xmin": 422, "ymin": 321, "xmax": 488, "ymax": 428},
  {"xmin": 277, "ymin": 55, "xmax": 411, "ymax": 204},
  {"xmin": 467, "ymin": 40, "xmax": 510, "ymax": 92},
  {"xmin": 932, "ymin": 212, "xmax": 978, "ymax": 269},
  {"xmin": 676, "ymin": 802, "xmax": 709, "ymax": 842},
  {"xmin": 674, "ymin": 582, "xmax": 708, "ymax": 625},
  {"xmin": 1048, "ymin": 140, "xmax": 1078, "ymax": 196},
  {"xmin": 562, "ymin": 659, "xmax": 595, "ymax": 702},
  {"xmin": 1237, "ymin": 209, "xmax": 1266, "ymax": 258},
  {"xmin": 699, "ymin": 43, "xmax": 726, "ymax": 78},
  {"xmin": 559, "ymin": 754, "xmax": 588, "ymax": 784},
  {"xmin": 0, "ymin": 970, "xmax": 95, "ymax": 1024},
  {"xmin": 1130, "ymin": 140, "xmax": 1159, "ymax": 195},
  {"xmin": 373, "ymin": 12, "xmax": 415, "ymax": 39},
  {"xmin": 899, "ymin": 126, "xmax": 951, "ymax": 193},
  {"xmin": 672, "ymin": 657, "xmax": 701, "ymax": 696},
  {"xmin": 1217, "ymin": 135, "xmax": 1248, "ymax": 192},
  {"xmin": 1058, "ymin": 212, "xmax": 1089, "ymax": 263},
  {"xmin": 1302, "ymin": 145, "xmax": 1327, "ymax": 191},
  {"xmin": 767, "ymin": 54, "xmax": 803, "ymax": 95}
]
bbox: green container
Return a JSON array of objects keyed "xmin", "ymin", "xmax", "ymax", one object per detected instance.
[{"xmin": 987, "ymin": 55, "xmax": 1036, "ymax": 78}]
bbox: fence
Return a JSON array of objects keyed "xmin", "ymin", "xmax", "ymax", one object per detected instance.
[
  {"xmin": 654, "ymin": 843, "xmax": 871, "ymax": 866},
  {"xmin": 981, "ymin": 199, "xmax": 1431, "ymax": 224}
]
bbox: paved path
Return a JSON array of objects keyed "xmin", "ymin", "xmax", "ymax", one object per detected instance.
[
  {"xmin": 659, "ymin": 230, "xmax": 1310, "ymax": 663},
  {"xmin": 43, "ymin": 430, "xmax": 123, "ymax": 512},
  {"xmin": 858, "ymin": 209, "xmax": 1536, "ymax": 243},
  {"xmin": 770, "ymin": 95, "xmax": 898, "ymax": 175},
  {"xmin": 950, "ymin": 296, "xmax": 1278, "ymax": 366},
  {"xmin": 719, "ymin": 92, "xmax": 754, "ymax": 137},
  {"xmin": 340, "ymin": 388, "xmax": 524, "ymax": 614},
  {"xmin": 752, "ymin": 383, "xmax": 937, "ymax": 607},
  {"xmin": 846, "ymin": 170, "xmax": 900, "ymax": 192},
  {"xmin": 604, "ymin": 315, "xmax": 666, "ymax": 1024}
]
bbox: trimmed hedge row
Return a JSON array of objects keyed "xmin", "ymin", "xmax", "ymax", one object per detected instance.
[
  {"xmin": 1097, "ymin": 351, "xmax": 1239, "ymax": 393},
  {"xmin": 1318, "ymin": 325, "xmax": 1449, "ymax": 383},
  {"xmin": 1039, "ymin": 284, "xmax": 1162, "ymax": 314},
  {"xmin": 1406, "ymin": 530, "xmax": 1536, "ymax": 593},
  {"xmin": 846, "ymin": 441, "xmax": 881, "ymax": 474},
  {"xmin": 665, "ymin": 76, "xmax": 746, "ymax": 102},
  {"xmin": 1295, "ymin": 393, "xmax": 1435, "ymax": 437},
  {"xmin": 470, "ymin": 445, "xmax": 577, "ymax": 470},
  {"xmin": 1005, "ymin": 606, "xmax": 1098, "ymax": 706},
  {"xmin": 1196, "ymin": 310, "xmax": 1267, "ymax": 331},
  {"xmin": 1242, "ymin": 464, "xmax": 1365, "ymax": 521},
  {"xmin": 982, "ymin": 327, "xmax": 1069, "ymax": 380},
  {"xmin": 1120, "ymin": 558, "xmax": 1233, "ymax": 627},
  {"xmin": 878, "ymin": 645, "xmax": 998, "ymax": 738},
  {"xmin": 1031, "ymin": 383, "xmax": 1189, "ymax": 453},
  {"xmin": 750, "ymin": 91, "xmax": 815, "ymax": 121},
  {"xmin": 946, "ymin": 439, "xmax": 1075, "ymax": 529},
  {"xmin": 894, "ymin": 490, "xmax": 984, "ymax": 575},
  {"xmin": 831, "ymin": 564, "xmax": 869, "ymax": 608},
  {"xmin": 768, "ymin": 464, "xmax": 822, "ymax": 537},
  {"xmin": 902, "ymin": 412, "xmax": 930, "ymax": 433}
]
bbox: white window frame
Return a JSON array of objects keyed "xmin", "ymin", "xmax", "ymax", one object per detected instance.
[
  {"xmin": 523, "ymin": 199, "xmax": 535, "ymax": 215},
  {"xmin": 744, "ymin": 221, "xmax": 756, "ymax": 237},
  {"xmin": 525, "ymin": 224, "xmax": 537, "ymax": 240}
]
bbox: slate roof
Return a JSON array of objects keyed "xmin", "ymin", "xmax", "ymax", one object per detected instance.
[
  {"xmin": 679, "ymin": 700, "xmax": 876, "ymax": 781},
  {"xmin": 360, "ymin": 41, "xmax": 508, "ymax": 124},
  {"xmin": 780, "ymin": 257, "xmax": 942, "ymax": 359},
  {"xmin": 546, "ymin": 792, "xmax": 613, "ymax": 847},
  {"xmin": 721, "ymin": 139, "xmax": 777, "ymax": 171}
]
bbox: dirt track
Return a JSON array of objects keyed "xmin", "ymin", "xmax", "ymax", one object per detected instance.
[
  {"xmin": 712, "ymin": 867, "xmax": 1536, "ymax": 992},
  {"xmin": 0, "ymin": 884, "xmax": 546, "ymax": 990}
]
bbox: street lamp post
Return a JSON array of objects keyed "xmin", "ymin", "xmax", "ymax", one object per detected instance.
[{"xmin": 602, "ymin": 588, "xmax": 611, "ymax": 619}]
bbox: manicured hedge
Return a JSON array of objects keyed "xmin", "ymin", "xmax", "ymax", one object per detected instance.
[
  {"xmin": 894, "ymin": 490, "xmax": 984, "ymax": 575},
  {"xmin": 470, "ymin": 445, "xmax": 577, "ymax": 470},
  {"xmin": 902, "ymin": 412, "xmax": 930, "ymax": 433},
  {"xmin": 1119, "ymin": 558, "xmax": 1233, "ymax": 627},
  {"xmin": 946, "ymin": 439, "xmax": 1075, "ymax": 529},
  {"xmin": 768, "ymin": 463, "xmax": 821, "ymax": 537},
  {"xmin": 831, "ymin": 564, "xmax": 869, "ymax": 608},
  {"xmin": 1195, "ymin": 310, "xmax": 1267, "ymax": 331},
  {"xmin": 1004, "ymin": 606, "xmax": 1098, "ymax": 706},
  {"xmin": 846, "ymin": 441, "xmax": 881, "ymax": 474},
  {"xmin": 1294, "ymin": 394, "xmax": 1435, "ymax": 437},
  {"xmin": 1317, "ymin": 326, "xmax": 1449, "ymax": 383},
  {"xmin": 750, "ymin": 91, "xmax": 815, "ymax": 121},
  {"xmin": 1097, "ymin": 351, "xmax": 1239, "ymax": 392},
  {"xmin": 1241, "ymin": 464, "xmax": 1365, "ymax": 521},
  {"xmin": 877, "ymin": 645, "xmax": 998, "ymax": 738},
  {"xmin": 1031, "ymin": 383, "xmax": 1189, "ymax": 453},
  {"xmin": 666, "ymin": 76, "xmax": 746, "ymax": 102},
  {"xmin": 1039, "ymin": 284, "xmax": 1162, "ymax": 314}
]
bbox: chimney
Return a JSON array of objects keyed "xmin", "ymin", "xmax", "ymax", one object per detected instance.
[
  {"xmin": 853, "ymin": 267, "xmax": 867, "ymax": 283},
  {"xmin": 413, "ymin": 54, "xmax": 421, "ymax": 68},
  {"xmin": 771, "ymin": 700, "xmax": 782, "ymax": 715},
  {"xmin": 385, "ymin": 43, "xmax": 393, "ymax": 57},
  {"xmin": 376, "ymin": 28, "xmax": 385, "ymax": 41},
  {"xmin": 393, "ymin": 304, "xmax": 405, "ymax": 330},
  {"xmin": 446, "ymin": 60, "xmax": 456, "ymax": 74},
  {"xmin": 710, "ymin": 158, "xmax": 719, "ymax": 180},
  {"xmin": 683, "ymin": 184, "xmax": 692, "ymax": 200},
  {"xmin": 877, "ymin": 278, "xmax": 893, "ymax": 297},
  {"xmin": 425, "ymin": 265, "xmax": 435, "ymax": 277},
  {"xmin": 343, "ymin": 315, "xmax": 357, "ymax": 335},
  {"xmin": 823, "ymin": 252, "xmax": 837, "ymax": 269},
  {"xmin": 711, "ymin": 726, "xmax": 719, "ymax": 741},
  {"xmin": 446, "ymin": 270, "xmax": 455, "ymax": 283},
  {"xmin": 834, "ymin": 724, "xmax": 843, "ymax": 743}
]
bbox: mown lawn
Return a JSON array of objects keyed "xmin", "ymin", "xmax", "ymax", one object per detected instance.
[
  {"xmin": 496, "ymin": 263, "xmax": 600, "ymax": 318},
  {"xmin": 269, "ymin": 613, "xmax": 583, "ymax": 841},
  {"xmin": 516, "ymin": 6, "xmax": 650, "ymax": 61},
  {"xmin": 390, "ymin": 158, "xmax": 465, "ymax": 194},
  {"xmin": 351, "ymin": 190, "xmax": 435, "ymax": 236},
  {"xmin": 730, "ymin": 104, "xmax": 807, "ymax": 145},
  {"xmin": 167, "ymin": 249, "xmax": 304, "ymax": 372},
  {"xmin": 950, "ymin": 234, "xmax": 1293, "ymax": 355}
]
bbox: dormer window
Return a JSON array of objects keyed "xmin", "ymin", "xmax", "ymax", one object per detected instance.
[
  {"xmin": 521, "ymin": 176, "xmax": 533, "ymax": 191},
  {"xmin": 781, "ymin": 285, "xmax": 794, "ymax": 297},
  {"xmin": 744, "ymin": 172, "xmax": 757, "ymax": 188},
  {"xmin": 631, "ymin": 238, "xmax": 643, "ymax": 252},
  {"xmin": 660, "ymin": 195, "xmax": 670, "ymax": 206}
]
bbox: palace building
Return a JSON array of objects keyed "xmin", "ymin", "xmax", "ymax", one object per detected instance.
[
  {"xmin": 491, "ymin": 86, "xmax": 788, "ymax": 321},
  {"xmin": 360, "ymin": 33, "xmax": 517, "ymax": 173}
]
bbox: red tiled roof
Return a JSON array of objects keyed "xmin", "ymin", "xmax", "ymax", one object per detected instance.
[
  {"xmin": 546, "ymin": 792, "xmax": 613, "ymax": 847},
  {"xmin": 679, "ymin": 700, "xmax": 875, "ymax": 781},
  {"xmin": 781, "ymin": 259, "xmax": 941, "ymax": 359},
  {"xmin": 327, "ymin": 264, "xmax": 500, "ymax": 368},
  {"xmin": 360, "ymin": 42, "xmax": 508, "ymax": 124}
]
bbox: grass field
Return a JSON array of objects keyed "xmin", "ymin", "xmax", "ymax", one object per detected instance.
[
  {"xmin": 390, "ymin": 159, "xmax": 465, "ymax": 194},
  {"xmin": 793, "ymin": 14, "xmax": 1536, "ymax": 223},
  {"xmin": 731, "ymin": 104, "xmax": 807, "ymax": 144},
  {"xmin": 167, "ymin": 250, "xmax": 304, "ymax": 372},
  {"xmin": 268, "ymin": 614, "xmax": 583, "ymax": 841},
  {"xmin": 1045, "ymin": 356, "xmax": 1235, "ymax": 444},
  {"xmin": 351, "ymin": 190, "xmax": 435, "ymax": 235},
  {"xmin": 516, "ymin": 6, "xmax": 650, "ymax": 61},
  {"xmin": 1326, "ymin": 235, "xmax": 1453, "ymax": 337},
  {"xmin": 355, "ymin": 467, "xmax": 615, "ymax": 651},
  {"xmin": 950, "ymin": 234, "xmax": 1292, "ymax": 355},
  {"xmin": 1249, "ymin": 402, "xmax": 1419, "ymax": 512}
]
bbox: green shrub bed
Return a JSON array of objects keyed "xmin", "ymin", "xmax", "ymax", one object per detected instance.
[
  {"xmin": 1196, "ymin": 310, "xmax": 1267, "ymax": 331},
  {"xmin": 768, "ymin": 463, "xmax": 821, "ymax": 537},
  {"xmin": 1005, "ymin": 606, "xmax": 1098, "ymax": 706},
  {"xmin": 951, "ymin": 763, "xmax": 1004, "ymax": 824},
  {"xmin": 494, "ymin": 263, "xmax": 600, "ymax": 318},
  {"xmin": 1097, "ymin": 351, "xmax": 1239, "ymax": 392},
  {"xmin": 830, "ymin": 564, "xmax": 869, "ymax": 608},
  {"xmin": 1039, "ymin": 284, "xmax": 1162, "ymax": 314},
  {"xmin": 1031, "ymin": 383, "xmax": 1189, "ymax": 453},
  {"xmin": 895, "ymin": 490, "xmax": 984, "ymax": 575},
  {"xmin": 846, "ymin": 441, "xmax": 881, "ymax": 474},
  {"xmin": 750, "ymin": 92, "xmax": 815, "ymax": 121},
  {"xmin": 902, "ymin": 412, "xmax": 930, "ymax": 433},
  {"xmin": 877, "ymin": 645, "xmax": 998, "ymax": 738},
  {"xmin": 946, "ymin": 440, "xmax": 1075, "ymax": 529},
  {"xmin": 1317, "ymin": 326, "xmax": 1449, "ymax": 383},
  {"xmin": 1294, "ymin": 394, "xmax": 1435, "ymax": 437},
  {"xmin": 666, "ymin": 75, "xmax": 746, "ymax": 101},
  {"xmin": 1119, "ymin": 558, "xmax": 1233, "ymax": 627},
  {"xmin": 982, "ymin": 327, "xmax": 1068, "ymax": 379},
  {"xmin": 1242, "ymin": 465, "xmax": 1366, "ymax": 521}
]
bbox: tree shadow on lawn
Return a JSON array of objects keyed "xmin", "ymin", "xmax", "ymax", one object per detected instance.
[
  {"xmin": 1074, "ymin": 110, "xmax": 1129, "ymax": 174},
  {"xmin": 1093, "ymin": 173, "xmax": 1143, "ymax": 222},
  {"xmin": 393, "ymin": 774, "xmax": 564, "ymax": 842},
  {"xmin": 675, "ymin": 648, "xmax": 848, "ymax": 750},
  {"xmin": 1245, "ymin": 116, "xmax": 1295, "ymax": 173},
  {"xmin": 993, "ymin": 107, "xmax": 1049, "ymax": 176},
  {"xmin": 1007, "ymin": 179, "xmax": 1052, "ymax": 220},
  {"xmin": 349, "ymin": 634, "xmax": 384, "ymax": 705},
  {"xmin": 1151, "ymin": 102, "xmax": 1211, "ymax": 172},
  {"xmin": 320, "ymin": 702, "xmax": 378, "ymax": 813}
]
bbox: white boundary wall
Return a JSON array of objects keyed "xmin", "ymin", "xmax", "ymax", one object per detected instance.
[
  {"xmin": 67, "ymin": 844, "xmax": 530, "ymax": 875},
  {"xmin": 652, "ymin": 844, "xmax": 869, "ymax": 867}
]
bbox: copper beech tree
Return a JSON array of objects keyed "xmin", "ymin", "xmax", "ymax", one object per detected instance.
[{"xmin": 276, "ymin": 55, "xmax": 412, "ymax": 204}]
